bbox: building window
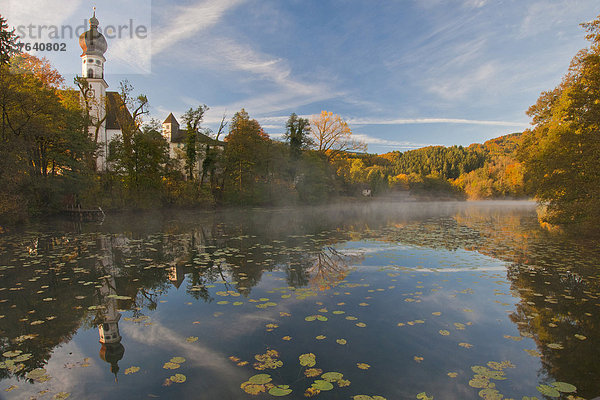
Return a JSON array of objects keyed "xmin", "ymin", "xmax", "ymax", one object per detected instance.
[{"xmin": 88, "ymin": 69, "xmax": 94, "ymax": 78}]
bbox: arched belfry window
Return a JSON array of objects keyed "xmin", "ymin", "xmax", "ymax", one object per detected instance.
[{"xmin": 88, "ymin": 69, "xmax": 94, "ymax": 78}]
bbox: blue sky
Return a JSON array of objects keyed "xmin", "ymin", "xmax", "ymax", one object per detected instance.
[{"xmin": 3, "ymin": 0, "xmax": 600, "ymax": 153}]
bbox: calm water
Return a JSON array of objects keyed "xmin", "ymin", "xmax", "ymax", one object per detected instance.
[{"xmin": 1, "ymin": 201, "xmax": 599, "ymax": 400}]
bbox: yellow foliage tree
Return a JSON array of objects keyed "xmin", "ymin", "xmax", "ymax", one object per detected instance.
[{"xmin": 309, "ymin": 111, "xmax": 366, "ymax": 159}]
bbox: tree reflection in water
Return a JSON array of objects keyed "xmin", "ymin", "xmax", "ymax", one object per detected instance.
[{"xmin": 0, "ymin": 202, "xmax": 599, "ymax": 397}]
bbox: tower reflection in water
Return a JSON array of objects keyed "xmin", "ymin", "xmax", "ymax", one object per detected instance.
[{"xmin": 96, "ymin": 236, "xmax": 125, "ymax": 382}]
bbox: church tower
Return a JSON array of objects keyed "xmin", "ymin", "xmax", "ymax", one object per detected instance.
[
  {"xmin": 79, "ymin": 9, "xmax": 109, "ymax": 171},
  {"xmin": 162, "ymin": 113, "xmax": 179, "ymax": 143}
]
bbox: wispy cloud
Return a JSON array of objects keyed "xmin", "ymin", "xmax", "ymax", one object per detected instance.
[
  {"xmin": 199, "ymin": 38, "xmax": 342, "ymax": 116},
  {"xmin": 152, "ymin": 0, "xmax": 246, "ymax": 56},
  {"xmin": 462, "ymin": 0, "xmax": 488, "ymax": 8},
  {"xmin": 518, "ymin": 1, "xmax": 596, "ymax": 39},
  {"xmin": 348, "ymin": 116, "xmax": 529, "ymax": 128},
  {"xmin": 4, "ymin": 0, "xmax": 82, "ymax": 28},
  {"xmin": 351, "ymin": 133, "xmax": 437, "ymax": 150}
]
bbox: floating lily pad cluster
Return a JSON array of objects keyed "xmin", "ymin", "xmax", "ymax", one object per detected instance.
[
  {"xmin": 163, "ymin": 357, "xmax": 186, "ymax": 370},
  {"xmin": 305, "ymin": 314, "xmax": 328, "ymax": 322},
  {"xmin": 536, "ymin": 382, "xmax": 577, "ymax": 398},
  {"xmin": 1, "ymin": 209, "xmax": 599, "ymax": 399},
  {"xmin": 254, "ymin": 349, "xmax": 283, "ymax": 370},
  {"xmin": 300, "ymin": 355, "xmax": 351, "ymax": 397},
  {"xmin": 240, "ymin": 373, "xmax": 292, "ymax": 396}
]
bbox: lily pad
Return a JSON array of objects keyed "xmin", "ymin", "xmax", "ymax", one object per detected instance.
[
  {"xmin": 312, "ymin": 380, "xmax": 334, "ymax": 391},
  {"xmin": 13, "ymin": 354, "xmax": 32, "ymax": 362},
  {"xmin": 170, "ymin": 357, "xmax": 186, "ymax": 364},
  {"xmin": 336, "ymin": 339, "xmax": 347, "ymax": 345},
  {"xmin": 170, "ymin": 373, "xmax": 186, "ymax": 383},
  {"xmin": 299, "ymin": 353, "xmax": 316, "ymax": 367},
  {"xmin": 269, "ymin": 385, "xmax": 293, "ymax": 396},
  {"xmin": 124, "ymin": 366, "xmax": 140, "ymax": 374},
  {"xmin": 478, "ymin": 388, "xmax": 501, "ymax": 400},
  {"xmin": 304, "ymin": 368, "xmax": 323, "ymax": 377},
  {"xmin": 163, "ymin": 362, "xmax": 180, "ymax": 370},
  {"xmin": 536, "ymin": 384, "xmax": 560, "ymax": 397},
  {"xmin": 248, "ymin": 374, "xmax": 272, "ymax": 384},
  {"xmin": 321, "ymin": 372, "xmax": 344, "ymax": 382},
  {"xmin": 241, "ymin": 381, "xmax": 266, "ymax": 395},
  {"xmin": 551, "ymin": 382, "xmax": 576, "ymax": 393}
]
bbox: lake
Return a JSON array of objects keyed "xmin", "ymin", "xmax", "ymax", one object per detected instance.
[{"xmin": 1, "ymin": 201, "xmax": 599, "ymax": 400}]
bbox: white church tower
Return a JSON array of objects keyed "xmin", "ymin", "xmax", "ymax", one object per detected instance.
[{"xmin": 79, "ymin": 9, "xmax": 110, "ymax": 171}]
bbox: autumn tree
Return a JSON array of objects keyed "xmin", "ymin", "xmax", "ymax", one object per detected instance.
[
  {"xmin": 0, "ymin": 53, "xmax": 93, "ymax": 220},
  {"xmin": 309, "ymin": 111, "xmax": 366, "ymax": 159},
  {"xmin": 222, "ymin": 109, "xmax": 270, "ymax": 203},
  {"xmin": 519, "ymin": 15, "xmax": 600, "ymax": 233},
  {"xmin": 10, "ymin": 54, "xmax": 64, "ymax": 87}
]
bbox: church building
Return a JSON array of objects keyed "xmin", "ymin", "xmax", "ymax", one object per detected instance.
[
  {"xmin": 78, "ymin": 10, "xmax": 129, "ymax": 172},
  {"xmin": 78, "ymin": 10, "xmax": 224, "ymax": 175}
]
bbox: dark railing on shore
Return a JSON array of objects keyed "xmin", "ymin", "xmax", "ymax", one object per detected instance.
[{"xmin": 62, "ymin": 206, "xmax": 105, "ymax": 221}]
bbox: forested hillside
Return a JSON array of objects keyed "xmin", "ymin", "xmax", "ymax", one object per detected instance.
[{"xmin": 368, "ymin": 132, "xmax": 526, "ymax": 199}]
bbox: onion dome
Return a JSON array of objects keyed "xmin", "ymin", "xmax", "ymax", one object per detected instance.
[
  {"xmin": 79, "ymin": 10, "xmax": 107, "ymax": 56},
  {"xmin": 99, "ymin": 342, "xmax": 125, "ymax": 381}
]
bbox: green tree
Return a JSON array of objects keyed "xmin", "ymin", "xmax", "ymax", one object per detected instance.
[
  {"xmin": 0, "ymin": 15, "xmax": 20, "ymax": 66},
  {"xmin": 181, "ymin": 105, "xmax": 209, "ymax": 180},
  {"xmin": 108, "ymin": 121, "xmax": 169, "ymax": 205},
  {"xmin": 520, "ymin": 15, "xmax": 600, "ymax": 233},
  {"xmin": 113, "ymin": 80, "xmax": 149, "ymax": 175},
  {"xmin": 284, "ymin": 113, "xmax": 312, "ymax": 158},
  {"xmin": 201, "ymin": 113, "xmax": 227, "ymax": 189}
]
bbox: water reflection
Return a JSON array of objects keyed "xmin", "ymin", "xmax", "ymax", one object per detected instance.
[{"xmin": 0, "ymin": 202, "xmax": 599, "ymax": 398}]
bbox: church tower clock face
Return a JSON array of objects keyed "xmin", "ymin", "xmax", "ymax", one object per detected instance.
[{"xmin": 87, "ymin": 89, "xmax": 96, "ymax": 99}]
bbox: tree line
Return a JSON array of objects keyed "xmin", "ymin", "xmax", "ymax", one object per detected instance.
[{"xmin": 1, "ymin": 13, "xmax": 599, "ymax": 236}]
